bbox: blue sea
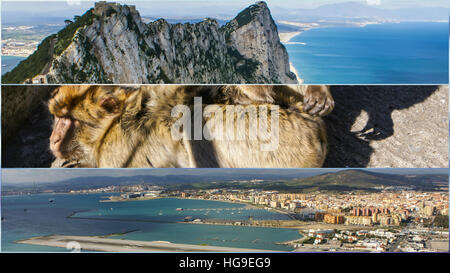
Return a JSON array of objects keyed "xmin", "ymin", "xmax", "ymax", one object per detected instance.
[
  {"xmin": 1, "ymin": 55, "xmax": 25, "ymax": 75},
  {"xmin": 284, "ymin": 22, "xmax": 449, "ymax": 84},
  {"xmin": 1, "ymin": 194, "xmax": 302, "ymax": 252}
]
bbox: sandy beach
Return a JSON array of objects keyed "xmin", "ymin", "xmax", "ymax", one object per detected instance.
[
  {"xmin": 289, "ymin": 62, "xmax": 303, "ymax": 84},
  {"xmin": 279, "ymin": 31, "xmax": 302, "ymax": 43}
]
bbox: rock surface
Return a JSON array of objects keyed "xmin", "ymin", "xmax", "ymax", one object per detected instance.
[
  {"xmin": 43, "ymin": 1, "xmax": 297, "ymax": 84},
  {"xmin": 324, "ymin": 85, "xmax": 448, "ymax": 168},
  {"xmin": 2, "ymin": 86, "xmax": 56, "ymax": 167}
]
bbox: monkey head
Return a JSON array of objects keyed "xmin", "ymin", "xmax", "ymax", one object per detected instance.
[{"xmin": 48, "ymin": 85, "xmax": 138, "ymax": 167}]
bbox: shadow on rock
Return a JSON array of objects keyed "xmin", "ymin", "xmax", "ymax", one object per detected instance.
[{"xmin": 323, "ymin": 85, "xmax": 439, "ymax": 167}]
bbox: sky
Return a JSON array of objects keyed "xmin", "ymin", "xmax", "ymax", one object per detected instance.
[
  {"xmin": 1, "ymin": 0, "xmax": 447, "ymax": 25},
  {"xmin": 1, "ymin": 168, "xmax": 447, "ymax": 185},
  {"xmin": 1, "ymin": 0, "xmax": 448, "ymax": 16},
  {"xmin": 1, "ymin": 0, "xmax": 448, "ymax": 9}
]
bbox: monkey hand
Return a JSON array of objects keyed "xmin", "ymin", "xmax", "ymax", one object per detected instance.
[{"xmin": 303, "ymin": 85, "xmax": 335, "ymax": 117}]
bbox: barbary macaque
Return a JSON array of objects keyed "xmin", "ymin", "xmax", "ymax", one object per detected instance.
[{"xmin": 48, "ymin": 85, "xmax": 334, "ymax": 168}]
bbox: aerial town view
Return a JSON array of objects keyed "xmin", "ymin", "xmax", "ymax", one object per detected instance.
[{"xmin": 2, "ymin": 169, "xmax": 448, "ymax": 252}]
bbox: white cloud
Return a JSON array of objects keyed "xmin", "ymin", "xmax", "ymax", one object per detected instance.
[
  {"xmin": 67, "ymin": 0, "xmax": 81, "ymax": 6},
  {"xmin": 366, "ymin": 0, "xmax": 381, "ymax": 6}
]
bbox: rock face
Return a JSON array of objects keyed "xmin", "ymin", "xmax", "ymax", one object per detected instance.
[
  {"xmin": 43, "ymin": 1, "xmax": 297, "ymax": 84},
  {"xmin": 324, "ymin": 85, "xmax": 449, "ymax": 168}
]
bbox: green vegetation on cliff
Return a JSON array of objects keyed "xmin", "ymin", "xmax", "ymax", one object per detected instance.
[
  {"xmin": 54, "ymin": 8, "xmax": 95, "ymax": 56},
  {"xmin": 234, "ymin": 2, "xmax": 264, "ymax": 28},
  {"xmin": 2, "ymin": 35, "xmax": 55, "ymax": 83}
]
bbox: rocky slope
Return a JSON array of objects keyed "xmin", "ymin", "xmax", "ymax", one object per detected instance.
[{"xmin": 3, "ymin": 1, "xmax": 297, "ymax": 84}]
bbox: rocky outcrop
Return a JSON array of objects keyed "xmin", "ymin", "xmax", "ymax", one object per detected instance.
[{"xmin": 40, "ymin": 1, "xmax": 297, "ymax": 84}]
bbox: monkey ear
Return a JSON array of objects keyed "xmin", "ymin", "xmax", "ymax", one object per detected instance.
[{"xmin": 99, "ymin": 96, "xmax": 121, "ymax": 114}]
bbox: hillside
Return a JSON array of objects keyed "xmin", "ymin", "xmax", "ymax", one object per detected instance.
[
  {"xmin": 1, "ymin": 172, "xmax": 307, "ymax": 194},
  {"xmin": 2, "ymin": 1, "xmax": 297, "ymax": 84},
  {"xmin": 165, "ymin": 170, "xmax": 448, "ymax": 192},
  {"xmin": 3, "ymin": 169, "xmax": 447, "ymax": 195}
]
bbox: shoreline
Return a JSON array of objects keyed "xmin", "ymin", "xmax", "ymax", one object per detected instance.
[
  {"xmin": 277, "ymin": 231, "xmax": 308, "ymax": 245},
  {"xmin": 100, "ymin": 196, "xmax": 161, "ymax": 203},
  {"xmin": 177, "ymin": 197, "xmax": 300, "ymax": 216},
  {"xmin": 2, "ymin": 54, "xmax": 29, "ymax": 58},
  {"xmin": 278, "ymin": 31, "xmax": 305, "ymax": 83},
  {"xmin": 176, "ymin": 197, "xmax": 262, "ymax": 210},
  {"xmin": 279, "ymin": 31, "xmax": 302, "ymax": 43},
  {"xmin": 289, "ymin": 62, "xmax": 303, "ymax": 84}
]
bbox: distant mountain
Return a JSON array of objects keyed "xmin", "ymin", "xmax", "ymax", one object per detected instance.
[
  {"xmin": 165, "ymin": 170, "xmax": 449, "ymax": 192},
  {"xmin": 1, "ymin": 171, "xmax": 310, "ymax": 193},
  {"xmin": 2, "ymin": 1, "xmax": 297, "ymax": 84},
  {"xmin": 3, "ymin": 170, "xmax": 447, "ymax": 194},
  {"xmin": 286, "ymin": 169, "xmax": 448, "ymax": 191},
  {"xmin": 270, "ymin": 1, "xmax": 448, "ymax": 21}
]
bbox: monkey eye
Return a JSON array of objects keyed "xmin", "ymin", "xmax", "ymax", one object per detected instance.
[
  {"xmin": 55, "ymin": 114, "xmax": 76, "ymax": 123},
  {"xmin": 99, "ymin": 96, "xmax": 120, "ymax": 113}
]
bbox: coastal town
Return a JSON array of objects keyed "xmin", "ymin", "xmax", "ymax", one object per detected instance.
[
  {"xmin": 65, "ymin": 183, "xmax": 449, "ymax": 252},
  {"xmin": 1, "ymin": 24, "xmax": 61, "ymax": 57},
  {"xmin": 2, "ymin": 37, "xmax": 38, "ymax": 57}
]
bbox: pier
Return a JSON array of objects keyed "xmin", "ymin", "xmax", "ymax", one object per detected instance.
[{"xmin": 181, "ymin": 206, "xmax": 255, "ymax": 212}]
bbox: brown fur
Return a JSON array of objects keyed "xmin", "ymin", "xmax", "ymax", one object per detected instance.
[{"xmin": 48, "ymin": 85, "xmax": 333, "ymax": 168}]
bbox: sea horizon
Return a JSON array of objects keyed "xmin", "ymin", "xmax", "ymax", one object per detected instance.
[{"xmin": 284, "ymin": 21, "xmax": 449, "ymax": 84}]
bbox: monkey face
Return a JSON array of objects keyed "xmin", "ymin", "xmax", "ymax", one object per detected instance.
[
  {"xmin": 50, "ymin": 115, "xmax": 78, "ymax": 158},
  {"xmin": 48, "ymin": 85, "xmax": 137, "ymax": 164}
]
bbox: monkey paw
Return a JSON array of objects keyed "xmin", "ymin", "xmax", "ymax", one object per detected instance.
[{"xmin": 303, "ymin": 85, "xmax": 335, "ymax": 117}]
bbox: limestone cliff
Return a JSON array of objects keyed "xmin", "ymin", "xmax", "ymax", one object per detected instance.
[{"xmin": 5, "ymin": 1, "xmax": 297, "ymax": 84}]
